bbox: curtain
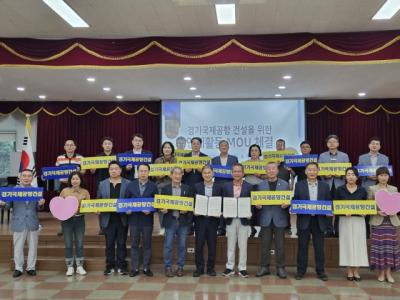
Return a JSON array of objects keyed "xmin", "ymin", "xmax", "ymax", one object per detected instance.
[
  {"xmin": 27, "ymin": 101, "xmax": 161, "ymax": 201},
  {"xmin": 1, "ymin": 31, "xmax": 400, "ymax": 66},
  {"xmin": 306, "ymin": 99, "xmax": 400, "ymax": 188}
]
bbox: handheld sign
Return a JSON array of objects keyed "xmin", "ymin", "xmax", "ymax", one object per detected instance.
[
  {"xmin": 116, "ymin": 153, "xmax": 152, "ymax": 166},
  {"xmin": 318, "ymin": 163, "xmax": 352, "ymax": 176},
  {"xmin": 176, "ymin": 156, "xmax": 211, "ymax": 169},
  {"xmin": 50, "ymin": 196, "xmax": 79, "ymax": 221},
  {"xmin": 80, "ymin": 156, "xmax": 116, "ymax": 170},
  {"xmin": 175, "ymin": 149, "xmax": 191, "ymax": 157},
  {"xmin": 263, "ymin": 150, "xmax": 297, "ymax": 162},
  {"xmin": 42, "ymin": 165, "xmax": 79, "ymax": 180},
  {"xmin": 355, "ymin": 165, "xmax": 393, "ymax": 177},
  {"xmin": 251, "ymin": 191, "xmax": 292, "ymax": 206},
  {"xmin": 290, "ymin": 200, "xmax": 333, "ymax": 215},
  {"xmin": 149, "ymin": 163, "xmax": 183, "ymax": 176},
  {"xmin": 116, "ymin": 198, "xmax": 156, "ymax": 213},
  {"xmin": 153, "ymin": 194, "xmax": 194, "ymax": 211},
  {"xmin": 0, "ymin": 187, "xmax": 43, "ymax": 202},
  {"xmin": 284, "ymin": 154, "xmax": 318, "ymax": 168},
  {"xmin": 375, "ymin": 189, "xmax": 400, "ymax": 215},
  {"xmin": 80, "ymin": 199, "xmax": 117, "ymax": 213},
  {"xmin": 333, "ymin": 200, "xmax": 377, "ymax": 215},
  {"xmin": 242, "ymin": 160, "xmax": 266, "ymax": 175},
  {"xmin": 211, "ymin": 165, "xmax": 233, "ymax": 179}
]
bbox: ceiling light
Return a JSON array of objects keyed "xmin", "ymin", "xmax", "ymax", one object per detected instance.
[
  {"xmin": 195, "ymin": 95, "xmax": 201, "ymax": 98},
  {"xmin": 86, "ymin": 77, "xmax": 96, "ymax": 82},
  {"xmin": 358, "ymin": 92, "xmax": 367, "ymax": 97},
  {"xmin": 372, "ymin": 0, "xmax": 400, "ymax": 20},
  {"xmin": 189, "ymin": 87, "xmax": 197, "ymax": 91},
  {"xmin": 215, "ymin": 4, "xmax": 236, "ymax": 25},
  {"xmin": 278, "ymin": 86, "xmax": 286, "ymax": 90},
  {"xmin": 103, "ymin": 87, "xmax": 111, "ymax": 92},
  {"xmin": 38, "ymin": 95, "xmax": 46, "ymax": 99},
  {"xmin": 283, "ymin": 75, "xmax": 292, "ymax": 80},
  {"xmin": 275, "ymin": 94, "xmax": 282, "ymax": 97},
  {"xmin": 183, "ymin": 76, "xmax": 192, "ymax": 81},
  {"xmin": 116, "ymin": 95, "xmax": 124, "ymax": 100},
  {"xmin": 42, "ymin": 0, "xmax": 90, "ymax": 27},
  {"xmin": 16, "ymin": 87, "xmax": 25, "ymax": 92}
]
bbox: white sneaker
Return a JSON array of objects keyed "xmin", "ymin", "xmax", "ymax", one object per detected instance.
[
  {"xmin": 66, "ymin": 266, "xmax": 74, "ymax": 276},
  {"xmin": 76, "ymin": 266, "xmax": 87, "ymax": 276}
]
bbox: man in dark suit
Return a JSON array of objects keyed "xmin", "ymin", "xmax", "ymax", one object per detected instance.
[
  {"xmin": 222, "ymin": 163, "xmax": 253, "ymax": 278},
  {"xmin": 293, "ymin": 162, "xmax": 331, "ymax": 281},
  {"xmin": 124, "ymin": 133, "xmax": 153, "ymax": 180},
  {"xmin": 125, "ymin": 164, "xmax": 158, "ymax": 277},
  {"xmin": 183, "ymin": 137, "xmax": 208, "ymax": 236},
  {"xmin": 211, "ymin": 140, "xmax": 238, "ymax": 236},
  {"xmin": 183, "ymin": 137, "xmax": 208, "ymax": 187},
  {"xmin": 193, "ymin": 165, "xmax": 223, "ymax": 277},
  {"xmin": 160, "ymin": 167, "xmax": 193, "ymax": 277},
  {"xmin": 97, "ymin": 161, "xmax": 130, "ymax": 276},
  {"xmin": 211, "ymin": 140, "xmax": 238, "ymax": 184},
  {"xmin": 255, "ymin": 162, "xmax": 290, "ymax": 279},
  {"xmin": 91, "ymin": 136, "xmax": 115, "ymax": 235}
]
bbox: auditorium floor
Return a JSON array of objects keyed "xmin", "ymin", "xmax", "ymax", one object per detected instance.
[{"xmin": 0, "ymin": 263, "xmax": 399, "ymax": 300}]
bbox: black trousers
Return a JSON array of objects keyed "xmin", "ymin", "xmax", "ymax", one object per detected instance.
[
  {"xmin": 297, "ymin": 216, "xmax": 325, "ymax": 276},
  {"xmin": 259, "ymin": 225, "xmax": 286, "ymax": 268},
  {"xmin": 130, "ymin": 224, "xmax": 153, "ymax": 271},
  {"xmin": 194, "ymin": 217, "xmax": 218, "ymax": 272},
  {"xmin": 103, "ymin": 217, "xmax": 128, "ymax": 270}
]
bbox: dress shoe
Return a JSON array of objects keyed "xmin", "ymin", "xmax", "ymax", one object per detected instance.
[
  {"xmin": 295, "ymin": 273, "xmax": 304, "ymax": 280},
  {"xmin": 256, "ymin": 266, "xmax": 270, "ymax": 277},
  {"xmin": 207, "ymin": 269, "xmax": 216, "ymax": 276},
  {"xmin": 165, "ymin": 268, "xmax": 174, "ymax": 277},
  {"xmin": 276, "ymin": 267, "xmax": 287, "ymax": 279},
  {"xmin": 318, "ymin": 273, "xmax": 328, "ymax": 281},
  {"xmin": 26, "ymin": 270, "xmax": 36, "ymax": 276},
  {"xmin": 217, "ymin": 229, "xmax": 226, "ymax": 236},
  {"xmin": 222, "ymin": 268, "xmax": 235, "ymax": 277},
  {"xmin": 192, "ymin": 270, "xmax": 204, "ymax": 277},
  {"xmin": 104, "ymin": 268, "xmax": 114, "ymax": 276},
  {"xmin": 175, "ymin": 267, "xmax": 184, "ymax": 277},
  {"xmin": 118, "ymin": 268, "xmax": 128, "ymax": 276},
  {"xmin": 129, "ymin": 270, "xmax": 139, "ymax": 277},
  {"xmin": 13, "ymin": 270, "xmax": 23, "ymax": 278}
]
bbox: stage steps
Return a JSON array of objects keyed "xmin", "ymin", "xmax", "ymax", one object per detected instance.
[{"xmin": 0, "ymin": 234, "xmax": 343, "ymax": 271}]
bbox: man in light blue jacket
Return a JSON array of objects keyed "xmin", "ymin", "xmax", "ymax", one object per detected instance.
[
  {"xmin": 0, "ymin": 169, "xmax": 45, "ymax": 278},
  {"xmin": 358, "ymin": 137, "xmax": 389, "ymax": 188}
]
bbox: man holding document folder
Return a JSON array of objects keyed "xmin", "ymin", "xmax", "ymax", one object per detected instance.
[
  {"xmin": 222, "ymin": 163, "xmax": 253, "ymax": 278},
  {"xmin": 193, "ymin": 165, "xmax": 223, "ymax": 277}
]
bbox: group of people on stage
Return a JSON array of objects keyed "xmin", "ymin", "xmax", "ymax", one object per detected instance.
[{"xmin": 1, "ymin": 133, "xmax": 399, "ymax": 284}]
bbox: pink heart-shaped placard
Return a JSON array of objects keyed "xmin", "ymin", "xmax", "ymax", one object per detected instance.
[
  {"xmin": 49, "ymin": 196, "xmax": 79, "ymax": 221},
  {"xmin": 375, "ymin": 189, "xmax": 400, "ymax": 215}
]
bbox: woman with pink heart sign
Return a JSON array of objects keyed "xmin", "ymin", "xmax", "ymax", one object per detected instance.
[
  {"xmin": 59, "ymin": 171, "xmax": 91, "ymax": 277},
  {"xmin": 368, "ymin": 166, "xmax": 400, "ymax": 284}
]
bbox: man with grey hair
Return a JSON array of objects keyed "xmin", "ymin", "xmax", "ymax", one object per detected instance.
[
  {"xmin": 160, "ymin": 166, "xmax": 193, "ymax": 277},
  {"xmin": 0, "ymin": 169, "xmax": 45, "ymax": 278},
  {"xmin": 255, "ymin": 162, "xmax": 290, "ymax": 279}
]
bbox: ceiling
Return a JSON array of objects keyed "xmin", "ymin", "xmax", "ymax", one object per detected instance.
[
  {"xmin": 0, "ymin": 0, "xmax": 397, "ymax": 38},
  {"xmin": 0, "ymin": 0, "xmax": 399, "ymax": 101}
]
